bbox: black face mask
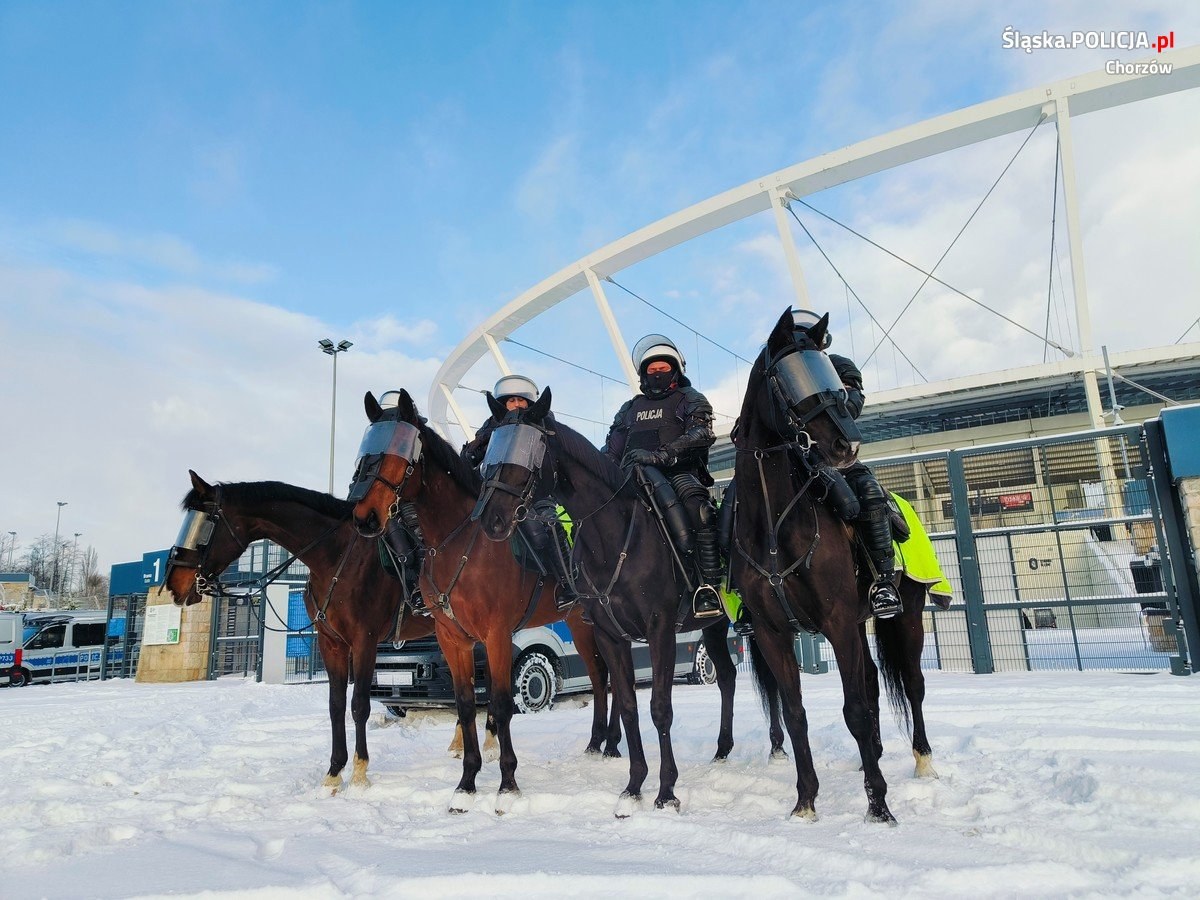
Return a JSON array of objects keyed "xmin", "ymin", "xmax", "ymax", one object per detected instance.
[{"xmin": 641, "ymin": 370, "xmax": 676, "ymax": 398}]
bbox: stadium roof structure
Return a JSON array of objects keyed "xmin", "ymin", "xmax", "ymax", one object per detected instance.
[{"xmin": 429, "ymin": 45, "xmax": 1200, "ymax": 444}]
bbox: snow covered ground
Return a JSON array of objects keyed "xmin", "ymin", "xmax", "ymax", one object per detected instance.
[{"xmin": 2, "ymin": 671, "xmax": 1198, "ymax": 898}]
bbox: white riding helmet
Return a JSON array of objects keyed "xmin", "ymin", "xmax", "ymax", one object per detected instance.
[
  {"xmin": 792, "ymin": 309, "xmax": 832, "ymax": 349},
  {"xmin": 493, "ymin": 374, "xmax": 539, "ymax": 403},
  {"xmin": 378, "ymin": 390, "xmax": 403, "ymax": 409},
  {"xmin": 631, "ymin": 333, "xmax": 686, "ymax": 374}
]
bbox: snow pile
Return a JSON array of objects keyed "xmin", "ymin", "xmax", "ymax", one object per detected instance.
[{"xmin": 2, "ymin": 671, "xmax": 1198, "ymax": 898}]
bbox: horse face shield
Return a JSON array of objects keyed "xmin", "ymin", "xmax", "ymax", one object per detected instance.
[
  {"xmin": 167, "ymin": 508, "xmax": 216, "ymax": 569},
  {"xmin": 769, "ymin": 350, "xmax": 863, "ymax": 451},
  {"xmin": 347, "ymin": 421, "xmax": 422, "ymax": 502},
  {"xmin": 471, "ymin": 423, "xmax": 547, "ymax": 523}
]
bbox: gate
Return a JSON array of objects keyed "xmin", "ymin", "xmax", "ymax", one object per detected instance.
[
  {"xmin": 208, "ymin": 589, "xmax": 263, "ymax": 679},
  {"xmin": 826, "ymin": 424, "xmax": 1192, "ymax": 674}
]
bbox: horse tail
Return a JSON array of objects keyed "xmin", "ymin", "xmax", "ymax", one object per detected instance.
[
  {"xmin": 747, "ymin": 635, "xmax": 779, "ymax": 722},
  {"xmin": 873, "ymin": 617, "xmax": 912, "ymax": 735}
]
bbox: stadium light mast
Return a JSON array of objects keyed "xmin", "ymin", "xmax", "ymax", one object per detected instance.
[
  {"xmin": 318, "ymin": 339, "xmax": 353, "ymax": 494},
  {"xmin": 52, "ymin": 501, "xmax": 67, "ymax": 602}
]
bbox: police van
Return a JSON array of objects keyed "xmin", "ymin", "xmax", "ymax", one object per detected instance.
[
  {"xmin": 3, "ymin": 611, "xmax": 120, "ymax": 687},
  {"xmin": 372, "ymin": 621, "xmax": 738, "ymax": 716}
]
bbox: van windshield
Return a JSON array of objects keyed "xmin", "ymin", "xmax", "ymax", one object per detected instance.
[{"xmin": 25, "ymin": 623, "xmax": 66, "ymax": 650}]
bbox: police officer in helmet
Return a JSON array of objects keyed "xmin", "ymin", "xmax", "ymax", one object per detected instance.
[
  {"xmin": 603, "ymin": 335, "xmax": 724, "ymax": 618},
  {"xmin": 462, "ymin": 375, "xmax": 577, "ymax": 610},
  {"xmin": 793, "ymin": 310, "xmax": 902, "ymax": 618}
]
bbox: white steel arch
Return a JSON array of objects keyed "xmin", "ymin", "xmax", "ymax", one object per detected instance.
[{"xmin": 431, "ymin": 46, "xmax": 1200, "ymax": 441}]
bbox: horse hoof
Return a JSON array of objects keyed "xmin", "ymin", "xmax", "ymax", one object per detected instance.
[
  {"xmin": 350, "ymin": 757, "xmax": 370, "ymax": 788},
  {"xmin": 712, "ymin": 752, "xmax": 729, "ymax": 764},
  {"xmin": 866, "ymin": 808, "xmax": 898, "ymax": 826},
  {"xmin": 322, "ymin": 774, "xmax": 343, "ymax": 795},
  {"xmin": 449, "ymin": 790, "xmax": 475, "ymax": 814},
  {"xmin": 769, "ymin": 748, "xmax": 790, "ymax": 764},
  {"xmin": 789, "ymin": 805, "xmax": 818, "ymax": 822},
  {"xmin": 603, "ymin": 748, "xmax": 623, "ymax": 760},
  {"xmin": 914, "ymin": 752, "xmax": 939, "ymax": 779},
  {"xmin": 495, "ymin": 790, "xmax": 520, "ymax": 816},
  {"xmin": 615, "ymin": 791, "xmax": 641, "ymax": 818},
  {"xmin": 654, "ymin": 796, "xmax": 681, "ymax": 812}
]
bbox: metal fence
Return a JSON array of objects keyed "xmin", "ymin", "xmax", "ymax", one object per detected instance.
[{"xmin": 805, "ymin": 425, "xmax": 1189, "ymax": 674}]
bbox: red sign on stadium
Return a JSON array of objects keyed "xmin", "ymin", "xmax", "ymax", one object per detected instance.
[{"xmin": 999, "ymin": 491, "xmax": 1034, "ymax": 511}]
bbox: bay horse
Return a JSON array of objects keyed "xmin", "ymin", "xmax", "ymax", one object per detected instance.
[
  {"xmin": 164, "ymin": 472, "xmax": 433, "ymax": 792},
  {"xmin": 348, "ymin": 389, "xmax": 619, "ymax": 815},
  {"xmin": 470, "ymin": 387, "xmax": 744, "ymax": 817},
  {"xmin": 730, "ymin": 307, "xmax": 935, "ymax": 823}
]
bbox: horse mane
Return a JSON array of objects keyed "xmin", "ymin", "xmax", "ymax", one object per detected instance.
[
  {"xmin": 551, "ymin": 419, "xmax": 630, "ymax": 495},
  {"xmin": 418, "ymin": 421, "xmax": 484, "ymax": 494},
  {"xmin": 182, "ymin": 481, "xmax": 353, "ymax": 519}
]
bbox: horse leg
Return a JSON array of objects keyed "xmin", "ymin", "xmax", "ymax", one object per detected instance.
[
  {"xmin": 752, "ymin": 621, "xmax": 820, "ymax": 819},
  {"xmin": 319, "ymin": 633, "xmax": 351, "ymax": 792},
  {"xmin": 595, "ymin": 628, "xmax": 645, "ymax": 816},
  {"xmin": 448, "ymin": 723, "xmax": 464, "ymax": 757},
  {"xmin": 701, "ymin": 622, "xmax": 737, "ymax": 762},
  {"xmin": 440, "ymin": 631, "xmax": 483, "ymax": 814},
  {"xmin": 483, "ymin": 712, "xmax": 499, "ymax": 762},
  {"xmin": 347, "ymin": 638, "xmax": 378, "ymax": 788},
  {"xmin": 901, "ymin": 585, "xmax": 936, "ymax": 778},
  {"xmin": 860, "ymin": 619, "xmax": 884, "ymax": 762},
  {"xmin": 568, "ymin": 609, "xmax": 618, "ymax": 755},
  {"xmin": 483, "ymin": 635, "xmax": 521, "ymax": 815},
  {"xmin": 828, "ymin": 620, "xmax": 896, "ymax": 824},
  {"xmin": 647, "ymin": 617, "xmax": 681, "ymax": 810}
]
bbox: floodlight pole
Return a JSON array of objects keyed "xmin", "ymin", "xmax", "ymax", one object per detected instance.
[
  {"xmin": 52, "ymin": 501, "xmax": 67, "ymax": 602},
  {"xmin": 319, "ymin": 339, "xmax": 353, "ymax": 495}
]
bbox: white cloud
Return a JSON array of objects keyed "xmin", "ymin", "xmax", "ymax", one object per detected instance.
[
  {"xmin": 0, "ymin": 260, "xmax": 441, "ymax": 572},
  {"xmin": 44, "ymin": 219, "xmax": 278, "ymax": 285}
]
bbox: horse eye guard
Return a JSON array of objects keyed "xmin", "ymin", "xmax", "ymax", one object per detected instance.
[{"xmin": 480, "ymin": 424, "xmax": 547, "ymax": 474}]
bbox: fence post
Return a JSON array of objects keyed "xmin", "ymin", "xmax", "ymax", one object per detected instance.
[
  {"xmin": 1143, "ymin": 420, "xmax": 1197, "ymax": 675},
  {"xmin": 947, "ymin": 450, "xmax": 994, "ymax": 673}
]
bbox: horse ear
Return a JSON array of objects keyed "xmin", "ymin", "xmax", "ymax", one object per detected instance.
[
  {"xmin": 767, "ymin": 306, "xmax": 795, "ymax": 356},
  {"xmin": 188, "ymin": 469, "xmax": 214, "ymax": 497},
  {"xmin": 364, "ymin": 391, "xmax": 383, "ymax": 424},
  {"xmin": 396, "ymin": 388, "xmax": 421, "ymax": 425},
  {"xmin": 807, "ymin": 312, "xmax": 831, "ymax": 350},
  {"xmin": 485, "ymin": 391, "xmax": 506, "ymax": 421},
  {"xmin": 529, "ymin": 386, "xmax": 552, "ymax": 422}
]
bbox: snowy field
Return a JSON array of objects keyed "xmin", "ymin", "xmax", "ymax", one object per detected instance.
[{"xmin": 2, "ymin": 672, "xmax": 1198, "ymax": 899}]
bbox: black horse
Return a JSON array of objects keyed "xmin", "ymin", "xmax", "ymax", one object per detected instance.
[
  {"xmin": 730, "ymin": 307, "xmax": 937, "ymax": 823},
  {"xmin": 471, "ymin": 387, "xmax": 746, "ymax": 817}
]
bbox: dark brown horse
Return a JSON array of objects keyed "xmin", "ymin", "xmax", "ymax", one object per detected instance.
[
  {"xmin": 470, "ymin": 387, "xmax": 744, "ymax": 817},
  {"xmin": 163, "ymin": 472, "xmax": 433, "ymax": 792},
  {"xmin": 348, "ymin": 389, "xmax": 619, "ymax": 815},
  {"xmin": 731, "ymin": 308, "xmax": 936, "ymax": 823}
]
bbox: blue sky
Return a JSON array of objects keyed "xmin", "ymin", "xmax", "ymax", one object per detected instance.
[{"xmin": 1, "ymin": 1, "xmax": 1197, "ymax": 572}]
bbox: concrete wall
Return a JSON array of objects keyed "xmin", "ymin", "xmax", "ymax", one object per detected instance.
[
  {"xmin": 1181, "ymin": 478, "xmax": 1200, "ymax": 587},
  {"xmin": 134, "ymin": 586, "xmax": 213, "ymax": 683}
]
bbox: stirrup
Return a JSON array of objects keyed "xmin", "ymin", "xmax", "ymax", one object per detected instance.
[
  {"xmin": 731, "ymin": 610, "xmax": 754, "ymax": 636},
  {"xmin": 409, "ymin": 589, "xmax": 431, "ymax": 616},
  {"xmin": 869, "ymin": 579, "xmax": 902, "ymax": 619},
  {"xmin": 692, "ymin": 584, "xmax": 723, "ymax": 618},
  {"xmin": 555, "ymin": 584, "xmax": 577, "ymax": 611}
]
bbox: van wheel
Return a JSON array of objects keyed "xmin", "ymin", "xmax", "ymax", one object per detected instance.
[
  {"xmin": 512, "ymin": 652, "xmax": 557, "ymax": 714},
  {"xmin": 10, "ymin": 667, "xmax": 30, "ymax": 688},
  {"xmin": 691, "ymin": 644, "xmax": 718, "ymax": 685},
  {"xmin": 385, "ymin": 705, "xmax": 406, "ymax": 718}
]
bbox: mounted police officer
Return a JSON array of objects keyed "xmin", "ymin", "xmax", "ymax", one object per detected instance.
[
  {"xmin": 792, "ymin": 309, "xmax": 903, "ymax": 619},
  {"xmin": 462, "ymin": 375, "xmax": 577, "ymax": 610},
  {"xmin": 372, "ymin": 390, "xmax": 430, "ymax": 615},
  {"xmin": 603, "ymin": 335, "xmax": 724, "ymax": 618}
]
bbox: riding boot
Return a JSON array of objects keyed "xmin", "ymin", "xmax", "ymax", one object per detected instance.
[
  {"xmin": 858, "ymin": 504, "xmax": 902, "ymax": 619},
  {"xmin": 395, "ymin": 502, "xmax": 430, "ymax": 615},
  {"xmin": 731, "ymin": 605, "xmax": 754, "ymax": 636},
  {"xmin": 549, "ymin": 516, "xmax": 578, "ymax": 611},
  {"xmin": 692, "ymin": 510, "xmax": 724, "ymax": 619}
]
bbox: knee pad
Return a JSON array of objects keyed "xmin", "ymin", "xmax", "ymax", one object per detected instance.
[{"xmin": 818, "ymin": 467, "xmax": 860, "ymax": 521}]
